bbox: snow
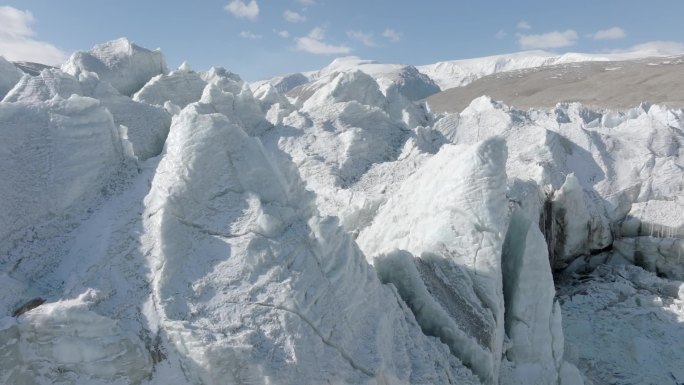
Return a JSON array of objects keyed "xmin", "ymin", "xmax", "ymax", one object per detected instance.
[
  {"xmin": 558, "ymin": 265, "xmax": 684, "ymax": 385},
  {"xmin": 417, "ymin": 49, "xmax": 684, "ymax": 90},
  {"xmin": 1, "ymin": 39, "xmax": 683, "ymax": 385},
  {"xmin": 0, "ymin": 290, "xmax": 153, "ymax": 385}
]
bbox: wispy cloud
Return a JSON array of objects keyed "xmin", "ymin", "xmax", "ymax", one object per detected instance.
[
  {"xmin": 518, "ymin": 29, "xmax": 578, "ymax": 49},
  {"xmin": 224, "ymin": 0, "xmax": 259, "ymax": 20},
  {"xmin": 283, "ymin": 10, "xmax": 306, "ymax": 23},
  {"xmin": 619, "ymin": 41, "xmax": 684, "ymax": 55},
  {"xmin": 296, "ymin": 0, "xmax": 316, "ymax": 5},
  {"xmin": 276, "ymin": 30, "xmax": 290, "ymax": 38},
  {"xmin": 517, "ymin": 21, "xmax": 531, "ymax": 30},
  {"xmin": 592, "ymin": 27, "xmax": 626, "ymax": 41},
  {"xmin": 0, "ymin": 6, "xmax": 66, "ymax": 65},
  {"xmin": 295, "ymin": 27, "xmax": 351, "ymax": 55},
  {"xmin": 240, "ymin": 31, "xmax": 261, "ymax": 39},
  {"xmin": 382, "ymin": 28, "xmax": 402, "ymax": 42},
  {"xmin": 495, "ymin": 29, "xmax": 507, "ymax": 39},
  {"xmin": 347, "ymin": 30, "xmax": 376, "ymax": 47}
]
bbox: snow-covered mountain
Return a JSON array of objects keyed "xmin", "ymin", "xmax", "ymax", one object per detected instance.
[
  {"xmin": 425, "ymin": 55, "xmax": 684, "ymax": 113},
  {"xmin": 252, "ymin": 46, "xmax": 681, "ymax": 104},
  {"xmin": 416, "ymin": 47, "xmax": 684, "ymax": 90},
  {"xmin": 1, "ymin": 39, "xmax": 683, "ymax": 385}
]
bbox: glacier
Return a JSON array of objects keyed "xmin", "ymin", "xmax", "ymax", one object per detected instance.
[{"xmin": 0, "ymin": 39, "xmax": 682, "ymax": 385}]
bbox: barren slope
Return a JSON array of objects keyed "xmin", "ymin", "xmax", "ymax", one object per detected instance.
[{"xmin": 426, "ymin": 56, "xmax": 684, "ymax": 113}]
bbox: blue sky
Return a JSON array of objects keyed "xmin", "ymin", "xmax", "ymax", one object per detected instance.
[{"xmin": 1, "ymin": 0, "xmax": 683, "ymax": 81}]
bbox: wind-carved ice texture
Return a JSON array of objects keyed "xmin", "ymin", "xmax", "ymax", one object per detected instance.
[
  {"xmin": 3, "ymin": 68, "xmax": 171, "ymax": 160},
  {"xmin": 0, "ymin": 95, "xmax": 127, "ymax": 253},
  {"xmin": 141, "ymin": 105, "xmax": 479, "ymax": 385}
]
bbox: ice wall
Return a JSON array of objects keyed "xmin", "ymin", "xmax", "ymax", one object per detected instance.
[{"xmin": 140, "ymin": 105, "xmax": 479, "ymax": 384}]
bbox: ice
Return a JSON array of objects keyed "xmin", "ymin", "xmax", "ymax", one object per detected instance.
[
  {"xmin": 140, "ymin": 104, "xmax": 479, "ymax": 384},
  {"xmin": 433, "ymin": 97, "xmax": 682, "ymax": 272},
  {"xmin": 4, "ymin": 68, "xmax": 171, "ymax": 160},
  {"xmin": 63, "ymin": 38, "xmax": 168, "ymax": 96},
  {"xmin": 133, "ymin": 70, "xmax": 207, "ymax": 109},
  {"xmin": 0, "ymin": 290, "xmax": 152, "ymax": 385},
  {"xmin": 558, "ymin": 265, "xmax": 684, "ymax": 385},
  {"xmin": 620, "ymin": 198, "xmax": 684, "ymax": 239},
  {"xmin": 358, "ymin": 139, "xmax": 509, "ymax": 384},
  {"xmin": 1, "ymin": 39, "xmax": 683, "ymax": 385},
  {"xmin": 3, "ymin": 68, "xmax": 83, "ymax": 103},
  {"xmin": 500, "ymin": 209, "xmax": 581, "ymax": 385},
  {"xmin": 550, "ymin": 174, "xmax": 592, "ymax": 265},
  {"xmin": 250, "ymin": 72, "xmax": 309, "ymax": 94},
  {"xmin": 0, "ymin": 95, "xmax": 127, "ymax": 253},
  {"xmin": 0, "ymin": 56, "xmax": 25, "ymax": 99},
  {"xmin": 256, "ymin": 56, "xmax": 440, "ymax": 102}
]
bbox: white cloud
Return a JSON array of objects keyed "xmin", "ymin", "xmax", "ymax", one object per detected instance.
[
  {"xmin": 0, "ymin": 6, "xmax": 34, "ymax": 36},
  {"xmin": 518, "ymin": 29, "xmax": 578, "ymax": 49},
  {"xmin": 295, "ymin": 27, "xmax": 351, "ymax": 55},
  {"xmin": 240, "ymin": 31, "xmax": 262, "ymax": 39},
  {"xmin": 276, "ymin": 30, "xmax": 290, "ymax": 38},
  {"xmin": 296, "ymin": 0, "xmax": 316, "ymax": 5},
  {"xmin": 622, "ymin": 41, "xmax": 684, "ymax": 55},
  {"xmin": 283, "ymin": 10, "xmax": 306, "ymax": 23},
  {"xmin": 382, "ymin": 28, "xmax": 402, "ymax": 42},
  {"xmin": 224, "ymin": 0, "xmax": 259, "ymax": 20},
  {"xmin": 307, "ymin": 27, "xmax": 324, "ymax": 41},
  {"xmin": 592, "ymin": 27, "xmax": 626, "ymax": 41},
  {"xmin": 517, "ymin": 21, "xmax": 531, "ymax": 30},
  {"xmin": 0, "ymin": 6, "xmax": 66, "ymax": 65},
  {"xmin": 495, "ymin": 29, "xmax": 507, "ymax": 39},
  {"xmin": 347, "ymin": 30, "xmax": 376, "ymax": 47}
]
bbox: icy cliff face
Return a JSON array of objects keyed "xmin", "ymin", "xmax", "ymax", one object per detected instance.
[
  {"xmin": 0, "ymin": 39, "xmax": 683, "ymax": 385},
  {"xmin": 141, "ymin": 105, "xmax": 478, "ymax": 384},
  {"xmin": 0, "ymin": 95, "xmax": 127, "ymax": 254},
  {"xmin": 358, "ymin": 139, "xmax": 509, "ymax": 384},
  {"xmin": 0, "ymin": 56, "xmax": 23, "ymax": 99}
]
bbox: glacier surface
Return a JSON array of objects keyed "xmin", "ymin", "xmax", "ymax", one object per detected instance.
[{"xmin": 0, "ymin": 40, "xmax": 683, "ymax": 385}]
